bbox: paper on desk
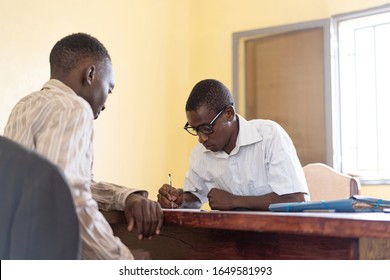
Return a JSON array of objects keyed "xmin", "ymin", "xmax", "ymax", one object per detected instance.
[
  {"xmin": 269, "ymin": 195, "xmax": 390, "ymax": 212},
  {"xmin": 163, "ymin": 208, "xmax": 203, "ymax": 212}
]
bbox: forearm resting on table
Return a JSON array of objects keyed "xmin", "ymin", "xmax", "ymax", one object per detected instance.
[
  {"xmin": 231, "ymin": 192, "xmax": 307, "ymax": 211},
  {"xmin": 180, "ymin": 191, "xmax": 202, "ymax": 209},
  {"xmin": 91, "ymin": 181, "xmax": 148, "ymax": 211}
]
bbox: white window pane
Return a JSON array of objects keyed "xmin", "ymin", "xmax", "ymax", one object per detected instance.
[
  {"xmin": 375, "ymin": 23, "xmax": 390, "ymax": 172},
  {"xmin": 355, "ymin": 27, "xmax": 377, "ymax": 171}
]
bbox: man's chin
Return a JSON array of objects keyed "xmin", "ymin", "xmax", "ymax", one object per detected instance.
[{"xmin": 204, "ymin": 145, "xmax": 218, "ymax": 152}]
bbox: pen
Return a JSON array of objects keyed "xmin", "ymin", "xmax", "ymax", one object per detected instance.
[{"xmin": 169, "ymin": 173, "xmax": 173, "ymax": 209}]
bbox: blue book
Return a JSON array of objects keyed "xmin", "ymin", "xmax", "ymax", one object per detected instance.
[{"xmin": 268, "ymin": 195, "xmax": 390, "ymax": 212}]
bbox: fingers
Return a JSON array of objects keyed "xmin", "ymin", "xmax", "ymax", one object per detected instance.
[
  {"xmin": 125, "ymin": 194, "xmax": 164, "ymax": 240},
  {"xmin": 157, "ymin": 193, "xmax": 180, "ymax": 208},
  {"xmin": 156, "ymin": 204, "xmax": 164, "ymax": 232},
  {"xmin": 157, "ymin": 193, "xmax": 172, "ymax": 208},
  {"xmin": 158, "ymin": 184, "xmax": 174, "ymax": 198},
  {"xmin": 138, "ymin": 201, "xmax": 163, "ymax": 240},
  {"xmin": 157, "ymin": 184, "xmax": 181, "ymax": 208},
  {"xmin": 127, "ymin": 215, "xmax": 135, "ymax": 232}
]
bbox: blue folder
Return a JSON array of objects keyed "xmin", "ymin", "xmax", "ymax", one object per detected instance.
[{"xmin": 269, "ymin": 195, "xmax": 390, "ymax": 212}]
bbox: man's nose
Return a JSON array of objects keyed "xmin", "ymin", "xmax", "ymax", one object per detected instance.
[{"xmin": 198, "ymin": 132, "xmax": 208, "ymax": 143}]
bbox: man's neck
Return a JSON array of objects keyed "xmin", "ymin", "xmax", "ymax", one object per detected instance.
[{"xmin": 223, "ymin": 115, "xmax": 239, "ymax": 155}]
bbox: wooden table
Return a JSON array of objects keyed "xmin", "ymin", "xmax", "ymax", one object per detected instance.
[{"xmin": 102, "ymin": 209, "xmax": 390, "ymax": 260}]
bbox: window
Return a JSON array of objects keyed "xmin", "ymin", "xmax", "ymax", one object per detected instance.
[{"xmin": 335, "ymin": 7, "xmax": 390, "ymax": 183}]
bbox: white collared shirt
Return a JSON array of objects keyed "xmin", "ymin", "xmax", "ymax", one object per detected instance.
[
  {"xmin": 183, "ymin": 114, "xmax": 308, "ymax": 204},
  {"xmin": 4, "ymin": 79, "xmax": 137, "ymax": 259}
]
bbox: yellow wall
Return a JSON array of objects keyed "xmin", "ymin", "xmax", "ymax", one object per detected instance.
[
  {"xmin": 1, "ymin": 0, "xmax": 389, "ymax": 201},
  {"xmin": 0, "ymin": 0, "xmax": 196, "ymax": 199}
]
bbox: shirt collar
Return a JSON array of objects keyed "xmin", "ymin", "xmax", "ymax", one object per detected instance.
[
  {"xmin": 235, "ymin": 114, "xmax": 263, "ymax": 147},
  {"xmin": 41, "ymin": 79, "xmax": 77, "ymax": 96},
  {"xmin": 203, "ymin": 114, "xmax": 263, "ymax": 157}
]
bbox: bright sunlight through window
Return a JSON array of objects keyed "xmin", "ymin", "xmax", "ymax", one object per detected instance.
[{"xmin": 338, "ymin": 11, "xmax": 390, "ymax": 182}]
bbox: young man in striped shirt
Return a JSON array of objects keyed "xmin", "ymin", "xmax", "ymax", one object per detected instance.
[{"xmin": 4, "ymin": 33, "xmax": 163, "ymax": 259}]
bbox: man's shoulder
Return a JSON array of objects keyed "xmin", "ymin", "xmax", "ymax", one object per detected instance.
[
  {"xmin": 246, "ymin": 118, "xmax": 284, "ymax": 135},
  {"xmin": 248, "ymin": 118, "xmax": 280, "ymax": 127},
  {"xmin": 18, "ymin": 87, "xmax": 89, "ymax": 112}
]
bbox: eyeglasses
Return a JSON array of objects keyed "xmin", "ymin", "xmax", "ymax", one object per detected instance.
[{"xmin": 184, "ymin": 107, "xmax": 227, "ymax": 136}]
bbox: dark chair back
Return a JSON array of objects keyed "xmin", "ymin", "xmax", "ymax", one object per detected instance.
[{"xmin": 0, "ymin": 136, "xmax": 80, "ymax": 259}]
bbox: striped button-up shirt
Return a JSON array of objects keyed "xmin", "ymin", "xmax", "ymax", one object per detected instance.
[
  {"xmin": 184, "ymin": 115, "xmax": 308, "ymax": 204},
  {"xmin": 3, "ymin": 79, "xmax": 140, "ymax": 259}
]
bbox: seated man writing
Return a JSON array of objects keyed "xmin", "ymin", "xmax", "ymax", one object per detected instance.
[{"xmin": 158, "ymin": 79, "xmax": 309, "ymax": 210}]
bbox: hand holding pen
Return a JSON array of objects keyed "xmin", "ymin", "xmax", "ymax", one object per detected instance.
[{"xmin": 157, "ymin": 174, "xmax": 184, "ymax": 209}]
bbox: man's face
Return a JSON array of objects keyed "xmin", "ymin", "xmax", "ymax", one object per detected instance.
[
  {"xmin": 186, "ymin": 105, "xmax": 231, "ymax": 152},
  {"xmin": 84, "ymin": 61, "xmax": 115, "ymax": 119}
]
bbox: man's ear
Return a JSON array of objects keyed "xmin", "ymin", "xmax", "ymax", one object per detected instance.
[
  {"xmin": 83, "ymin": 65, "xmax": 96, "ymax": 86},
  {"xmin": 226, "ymin": 105, "xmax": 235, "ymax": 121}
]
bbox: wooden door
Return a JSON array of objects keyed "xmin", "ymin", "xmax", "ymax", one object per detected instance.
[{"xmin": 245, "ymin": 27, "xmax": 326, "ymax": 165}]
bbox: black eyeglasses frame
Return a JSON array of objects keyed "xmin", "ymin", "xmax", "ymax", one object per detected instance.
[{"xmin": 184, "ymin": 106, "xmax": 228, "ymax": 136}]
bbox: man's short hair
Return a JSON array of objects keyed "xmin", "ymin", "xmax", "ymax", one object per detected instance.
[
  {"xmin": 185, "ymin": 79, "xmax": 234, "ymax": 114},
  {"xmin": 49, "ymin": 33, "xmax": 111, "ymax": 74}
]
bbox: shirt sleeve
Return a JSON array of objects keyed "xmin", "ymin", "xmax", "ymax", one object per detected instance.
[
  {"xmin": 264, "ymin": 122, "xmax": 309, "ymax": 195},
  {"xmin": 183, "ymin": 146, "xmax": 210, "ymax": 204},
  {"xmin": 33, "ymin": 104, "xmax": 135, "ymax": 259},
  {"xmin": 91, "ymin": 181, "xmax": 148, "ymax": 211}
]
